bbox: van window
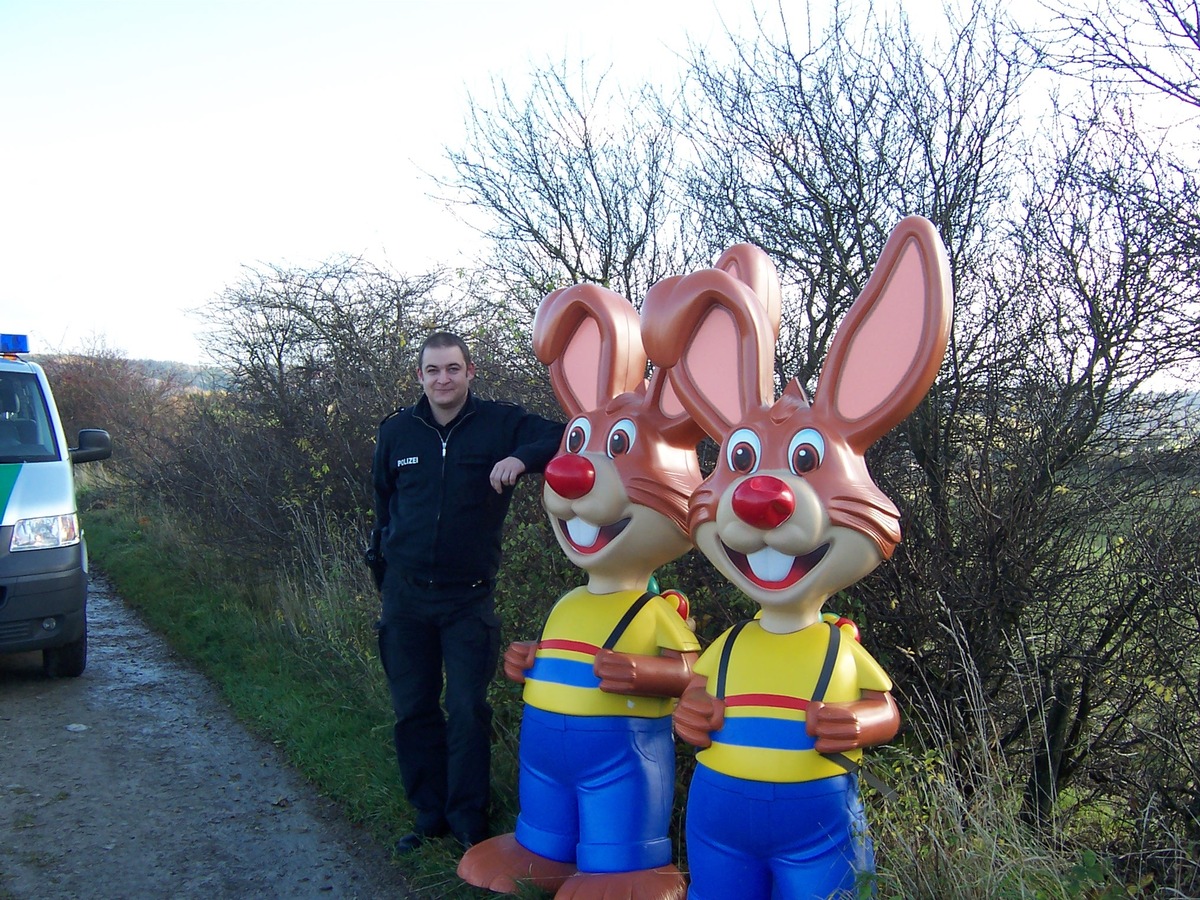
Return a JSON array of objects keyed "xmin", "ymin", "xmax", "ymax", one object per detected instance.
[{"xmin": 0, "ymin": 373, "xmax": 60, "ymax": 464}]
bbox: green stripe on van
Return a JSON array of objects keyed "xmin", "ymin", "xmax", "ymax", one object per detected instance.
[{"xmin": 0, "ymin": 463, "xmax": 21, "ymax": 519}]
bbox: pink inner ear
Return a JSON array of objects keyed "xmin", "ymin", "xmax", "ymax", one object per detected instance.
[
  {"xmin": 562, "ymin": 317, "xmax": 603, "ymax": 408},
  {"xmin": 834, "ymin": 242, "xmax": 925, "ymax": 422},
  {"xmin": 685, "ymin": 306, "xmax": 744, "ymax": 427},
  {"xmin": 660, "ymin": 375, "xmax": 687, "ymax": 419}
]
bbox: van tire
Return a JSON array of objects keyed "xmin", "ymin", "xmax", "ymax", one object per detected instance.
[{"xmin": 43, "ymin": 627, "xmax": 87, "ymax": 678}]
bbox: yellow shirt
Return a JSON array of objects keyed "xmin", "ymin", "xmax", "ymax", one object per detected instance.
[
  {"xmin": 522, "ymin": 587, "xmax": 700, "ymax": 719},
  {"xmin": 693, "ymin": 620, "xmax": 891, "ymax": 782}
]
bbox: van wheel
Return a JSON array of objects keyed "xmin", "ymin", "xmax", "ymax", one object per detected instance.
[{"xmin": 43, "ymin": 628, "xmax": 87, "ymax": 678}]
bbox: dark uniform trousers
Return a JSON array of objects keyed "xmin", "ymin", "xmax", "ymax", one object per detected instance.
[{"xmin": 376, "ymin": 568, "xmax": 501, "ymax": 839}]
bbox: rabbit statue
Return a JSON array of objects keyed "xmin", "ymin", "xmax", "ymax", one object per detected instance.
[
  {"xmin": 640, "ymin": 216, "xmax": 952, "ymax": 899},
  {"xmin": 458, "ymin": 281, "xmax": 713, "ymax": 899}
]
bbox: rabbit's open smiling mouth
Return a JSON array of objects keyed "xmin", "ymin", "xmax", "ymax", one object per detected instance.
[
  {"xmin": 560, "ymin": 516, "xmax": 631, "ymax": 554},
  {"xmin": 724, "ymin": 544, "xmax": 829, "ymax": 589}
]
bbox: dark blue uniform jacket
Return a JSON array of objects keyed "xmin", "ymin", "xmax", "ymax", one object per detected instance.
[{"xmin": 372, "ymin": 392, "xmax": 563, "ymax": 587}]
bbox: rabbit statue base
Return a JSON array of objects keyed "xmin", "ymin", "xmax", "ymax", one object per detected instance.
[
  {"xmin": 555, "ymin": 866, "xmax": 686, "ymax": 900},
  {"xmin": 458, "ymin": 833, "xmax": 686, "ymax": 898},
  {"xmin": 457, "ymin": 833, "xmax": 576, "ymax": 894}
]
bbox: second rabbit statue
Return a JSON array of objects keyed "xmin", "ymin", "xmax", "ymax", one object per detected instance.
[{"xmin": 642, "ymin": 217, "xmax": 953, "ymax": 899}]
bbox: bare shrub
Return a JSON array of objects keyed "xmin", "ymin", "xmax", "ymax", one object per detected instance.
[
  {"xmin": 38, "ymin": 339, "xmax": 192, "ymax": 483},
  {"xmin": 153, "ymin": 259, "xmax": 459, "ymax": 561}
]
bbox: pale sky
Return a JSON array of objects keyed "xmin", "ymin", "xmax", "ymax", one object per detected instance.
[
  {"xmin": 2, "ymin": 0, "xmax": 1028, "ymax": 366},
  {"xmin": 1, "ymin": 0, "xmax": 771, "ymax": 364}
]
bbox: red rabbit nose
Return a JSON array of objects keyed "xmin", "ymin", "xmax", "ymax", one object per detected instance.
[
  {"xmin": 544, "ymin": 454, "xmax": 596, "ymax": 500},
  {"xmin": 731, "ymin": 475, "xmax": 795, "ymax": 529}
]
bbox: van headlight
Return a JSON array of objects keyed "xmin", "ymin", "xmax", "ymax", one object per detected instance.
[{"xmin": 10, "ymin": 514, "xmax": 81, "ymax": 551}]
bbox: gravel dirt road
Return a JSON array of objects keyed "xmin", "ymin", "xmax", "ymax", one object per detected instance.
[{"xmin": 0, "ymin": 572, "xmax": 410, "ymax": 899}]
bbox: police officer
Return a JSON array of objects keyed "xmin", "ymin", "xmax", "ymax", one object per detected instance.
[{"xmin": 369, "ymin": 331, "xmax": 563, "ymax": 852}]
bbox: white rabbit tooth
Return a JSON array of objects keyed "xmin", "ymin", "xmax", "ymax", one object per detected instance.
[
  {"xmin": 746, "ymin": 546, "xmax": 794, "ymax": 582},
  {"xmin": 566, "ymin": 516, "xmax": 601, "ymax": 547}
]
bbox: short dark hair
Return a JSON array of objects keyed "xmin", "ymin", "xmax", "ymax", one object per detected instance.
[{"xmin": 418, "ymin": 332, "xmax": 472, "ymax": 369}]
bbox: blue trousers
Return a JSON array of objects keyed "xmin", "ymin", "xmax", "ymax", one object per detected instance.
[
  {"xmin": 685, "ymin": 764, "xmax": 875, "ymax": 900},
  {"xmin": 515, "ymin": 706, "xmax": 676, "ymax": 872}
]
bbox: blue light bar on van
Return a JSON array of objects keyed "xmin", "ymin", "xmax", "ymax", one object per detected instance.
[{"xmin": 1, "ymin": 334, "xmax": 30, "ymax": 353}]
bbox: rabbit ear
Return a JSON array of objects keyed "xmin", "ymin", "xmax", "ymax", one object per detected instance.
[
  {"xmin": 814, "ymin": 216, "xmax": 953, "ymax": 452},
  {"xmin": 642, "ymin": 256, "xmax": 779, "ymax": 440},
  {"xmin": 643, "ymin": 363, "xmax": 708, "ymax": 447},
  {"xmin": 533, "ymin": 284, "xmax": 646, "ymax": 416},
  {"xmin": 714, "ymin": 243, "xmax": 782, "ymax": 340}
]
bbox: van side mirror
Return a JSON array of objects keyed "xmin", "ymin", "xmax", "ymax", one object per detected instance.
[{"xmin": 70, "ymin": 429, "xmax": 112, "ymax": 464}]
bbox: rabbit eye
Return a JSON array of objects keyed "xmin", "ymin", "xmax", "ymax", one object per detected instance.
[
  {"xmin": 566, "ymin": 417, "xmax": 592, "ymax": 454},
  {"xmin": 788, "ymin": 428, "xmax": 825, "ymax": 475},
  {"xmin": 726, "ymin": 428, "xmax": 761, "ymax": 474},
  {"xmin": 607, "ymin": 419, "xmax": 637, "ymax": 458}
]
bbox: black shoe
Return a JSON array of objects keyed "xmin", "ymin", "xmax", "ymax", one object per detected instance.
[
  {"xmin": 393, "ymin": 832, "xmax": 427, "ymax": 854},
  {"xmin": 393, "ymin": 825, "xmax": 448, "ymax": 855}
]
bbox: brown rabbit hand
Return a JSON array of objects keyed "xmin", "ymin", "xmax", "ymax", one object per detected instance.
[
  {"xmin": 503, "ymin": 640, "xmax": 539, "ymax": 684},
  {"xmin": 673, "ymin": 675, "xmax": 726, "ymax": 748},
  {"xmin": 805, "ymin": 690, "xmax": 901, "ymax": 753},
  {"xmin": 594, "ymin": 648, "xmax": 696, "ymax": 697}
]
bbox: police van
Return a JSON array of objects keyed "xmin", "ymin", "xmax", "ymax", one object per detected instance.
[{"xmin": 0, "ymin": 334, "xmax": 111, "ymax": 676}]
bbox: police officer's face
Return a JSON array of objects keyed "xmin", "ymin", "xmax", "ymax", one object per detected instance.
[{"xmin": 417, "ymin": 345, "xmax": 475, "ymax": 418}]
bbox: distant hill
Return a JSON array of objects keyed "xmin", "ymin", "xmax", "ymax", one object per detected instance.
[
  {"xmin": 28, "ymin": 354, "xmax": 230, "ymax": 393},
  {"xmin": 128, "ymin": 359, "xmax": 229, "ymax": 392}
]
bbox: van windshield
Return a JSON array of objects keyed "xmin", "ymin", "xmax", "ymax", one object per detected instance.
[{"xmin": 0, "ymin": 372, "xmax": 61, "ymax": 464}]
